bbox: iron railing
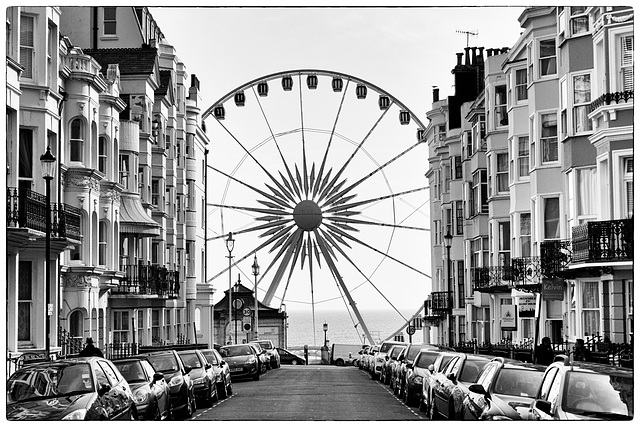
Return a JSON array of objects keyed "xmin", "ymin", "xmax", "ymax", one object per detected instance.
[
  {"xmin": 510, "ymin": 256, "xmax": 542, "ymax": 293},
  {"xmin": 589, "ymin": 90, "xmax": 634, "ymax": 113},
  {"xmin": 472, "ymin": 266, "xmax": 513, "ymax": 292},
  {"xmin": 116, "ymin": 263, "xmax": 180, "ymax": 297},
  {"xmin": 430, "ymin": 291, "xmax": 453, "ymax": 313},
  {"xmin": 540, "ymin": 239, "xmax": 572, "ymax": 277},
  {"xmin": 7, "ymin": 187, "xmax": 82, "ymax": 240},
  {"xmin": 58, "ymin": 327, "xmax": 83, "ymax": 357},
  {"xmin": 571, "ymin": 219, "xmax": 633, "ymax": 263}
]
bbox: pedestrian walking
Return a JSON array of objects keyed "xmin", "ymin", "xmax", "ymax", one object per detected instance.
[
  {"xmin": 534, "ymin": 336, "xmax": 554, "ymax": 365},
  {"xmin": 79, "ymin": 337, "xmax": 104, "ymax": 358}
]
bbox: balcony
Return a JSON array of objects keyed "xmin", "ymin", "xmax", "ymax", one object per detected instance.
[
  {"xmin": 115, "ymin": 263, "xmax": 180, "ymax": 298},
  {"xmin": 430, "ymin": 291, "xmax": 453, "ymax": 313},
  {"xmin": 510, "ymin": 257, "xmax": 542, "ymax": 293},
  {"xmin": 571, "ymin": 219, "xmax": 633, "ymax": 263},
  {"xmin": 540, "ymin": 240, "xmax": 572, "ymax": 277},
  {"xmin": 589, "ymin": 90, "xmax": 634, "ymax": 113},
  {"xmin": 6, "ymin": 187, "xmax": 82, "ymax": 240},
  {"xmin": 472, "ymin": 266, "xmax": 513, "ymax": 293}
]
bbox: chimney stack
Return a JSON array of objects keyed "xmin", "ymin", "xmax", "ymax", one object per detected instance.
[
  {"xmin": 433, "ymin": 87, "xmax": 440, "ymax": 102},
  {"xmin": 456, "ymin": 52, "xmax": 463, "ymax": 66},
  {"xmin": 464, "ymin": 47, "xmax": 471, "ymax": 65}
]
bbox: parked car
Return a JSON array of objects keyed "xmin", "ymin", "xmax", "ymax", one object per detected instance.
[
  {"xmin": 357, "ymin": 346, "xmax": 371, "ymax": 370},
  {"xmin": 419, "ymin": 351, "xmax": 457, "ymax": 413},
  {"xmin": 136, "ymin": 350, "xmax": 196, "ymax": 418},
  {"xmin": 403, "ymin": 348, "xmax": 444, "ymax": 407},
  {"xmin": 200, "ymin": 348, "xmax": 233, "ymax": 398},
  {"xmin": 380, "ymin": 345, "xmax": 405, "ymax": 385},
  {"xmin": 371, "ymin": 340, "xmax": 405, "ymax": 380},
  {"xmin": 428, "ymin": 353, "xmax": 491, "ymax": 420},
  {"xmin": 220, "ymin": 343, "xmax": 261, "ymax": 381},
  {"xmin": 394, "ymin": 343, "xmax": 439, "ymax": 398},
  {"xmin": 389, "ymin": 346, "xmax": 407, "ymax": 392},
  {"xmin": 250, "ymin": 340, "xmax": 281, "ymax": 368},
  {"xmin": 528, "ymin": 355, "xmax": 633, "ymax": 420},
  {"xmin": 330, "ymin": 343, "xmax": 363, "ymax": 366},
  {"xmin": 249, "ymin": 342, "xmax": 270, "ymax": 373},
  {"xmin": 7, "ymin": 357, "xmax": 136, "ymax": 420},
  {"xmin": 113, "ymin": 358, "xmax": 173, "ymax": 420},
  {"xmin": 277, "ymin": 347, "xmax": 307, "ymax": 365},
  {"xmin": 462, "ymin": 357, "xmax": 546, "ymax": 420},
  {"xmin": 363, "ymin": 345, "xmax": 380, "ymax": 373},
  {"xmin": 177, "ymin": 349, "xmax": 218, "ymax": 406}
]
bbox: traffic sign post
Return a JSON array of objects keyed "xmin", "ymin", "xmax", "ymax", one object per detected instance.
[{"xmin": 406, "ymin": 324, "xmax": 415, "ymax": 343}]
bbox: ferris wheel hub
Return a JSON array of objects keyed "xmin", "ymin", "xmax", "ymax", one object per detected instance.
[{"xmin": 293, "ymin": 200, "xmax": 323, "ymax": 231}]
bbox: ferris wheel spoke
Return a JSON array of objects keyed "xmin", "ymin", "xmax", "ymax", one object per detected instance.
[
  {"xmin": 324, "ymin": 186, "xmax": 428, "ymax": 214},
  {"xmin": 319, "ymin": 225, "xmax": 352, "ymax": 249},
  {"xmin": 313, "ymin": 229, "xmax": 375, "ymax": 345},
  {"xmin": 263, "ymin": 229, "xmax": 304, "ymax": 305},
  {"xmin": 326, "ymin": 215, "xmax": 430, "ymax": 232},
  {"xmin": 212, "ymin": 166, "xmax": 293, "ymax": 210},
  {"xmin": 276, "ymin": 232, "xmax": 305, "ymax": 306},
  {"xmin": 323, "ymin": 139, "xmax": 425, "ymax": 208},
  {"xmin": 207, "ymin": 202, "xmax": 289, "ymax": 217}
]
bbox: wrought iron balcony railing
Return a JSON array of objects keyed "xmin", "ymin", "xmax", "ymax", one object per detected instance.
[
  {"xmin": 430, "ymin": 291, "xmax": 453, "ymax": 313},
  {"xmin": 510, "ymin": 256, "xmax": 542, "ymax": 293},
  {"xmin": 116, "ymin": 263, "xmax": 180, "ymax": 298},
  {"xmin": 6, "ymin": 187, "xmax": 82, "ymax": 240},
  {"xmin": 589, "ymin": 90, "xmax": 634, "ymax": 113},
  {"xmin": 472, "ymin": 266, "xmax": 513, "ymax": 293},
  {"xmin": 540, "ymin": 239, "xmax": 572, "ymax": 277},
  {"xmin": 571, "ymin": 219, "xmax": 633, "ymax": 263}
]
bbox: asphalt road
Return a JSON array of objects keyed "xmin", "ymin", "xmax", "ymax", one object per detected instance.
[{"xmin": 190, "ymin": 365, "xmax": 423, "ymax": 421}]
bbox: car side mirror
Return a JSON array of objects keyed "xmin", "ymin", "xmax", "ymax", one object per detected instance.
[
  {"xmin": 399, "ymin": 354, "xmax": 405, "ymax": 361},
  {"xmin": 152, "ymin": 372, "xmax": 164, "ymax": 383},
  {"xmin": 183, "ymin": 365, "xmax": 193, "ymax": 374},
  {"xmin": 385, "ymin": 355, "xmax": 389, "ymax": 361},
  {"xmin": 468, "ymin": 383, "xmax": 487, "ymax": 397},
  {"xmin": 98, "ymin": 383, "xmax": 111, "ymax": 396},
  {"xmin": 534, "ymin": 399, "xmax": 552, "ymax": 415},
  {"xmin": 428, "ymin": 364, "xmax": 435, "ymax": 373},
  {"xmin": 406, "ymin": 362, "xmax": 413, "ymax": 369},
  {"xmin": 205, "ymin": 363, "xmax": 212, "ymax": 370},
  {"xmin": 219, "ymin": 360, "xmax": 226, "ymax": 367}
]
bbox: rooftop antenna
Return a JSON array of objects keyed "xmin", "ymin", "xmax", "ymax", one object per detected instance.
[{"xmin": 456, "ymin": 29, "xmax": 478, "ymax": 47}]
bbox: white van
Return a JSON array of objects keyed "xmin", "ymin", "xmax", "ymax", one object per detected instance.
[{"xmin": 330, "ymin": 343, "xmax": 364, "ymax": 366}]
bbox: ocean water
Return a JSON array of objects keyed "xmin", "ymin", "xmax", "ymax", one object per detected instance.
[{"xmin": 285, "ymin": 308, "xmax": 426, "ymax": 348}]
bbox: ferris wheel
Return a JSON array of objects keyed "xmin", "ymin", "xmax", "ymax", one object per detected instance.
[{"xmin": 203, "ymin": 70, "xmax": 431, "ymax": 345}]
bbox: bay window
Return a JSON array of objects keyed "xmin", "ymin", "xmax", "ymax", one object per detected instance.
[
  {"xmin": 496, "ymin": 153, "xmax": 509, "ymax": 193},
  {"xmin": 515, "ymin": 68, "xmax": 528, "ymax": 101},
  {"xmin": 517, "ymin": 136, "xmax": 529, "ymax": 178},
  {"xmin": 539, "ymin": 39, "xmax": 557, "ymax": 77},
  {"xmin": 70, "ymin": 118, "xmax": 84, "ymax": 162},
  {"xmin": 495, "ymin": 85, "xmax": 508, "ymax": 127},
  {"xmin": 569, "ymin": 6, "xmax": 589, "ymax": 36},
  {"xmin": 620, "ymin": 35, "xmax": 633, "ymax": 91},
  {"xmin": 520, "ymin": 213, "xmax": 531, "ymax": 257},
  {"xmin": 19, "ymin": 14, "xmax": 34, "ymax": 79},
  {"xmin": 573, "ymin": 74, "xmax": 592, "ymax": 133},
  {"xmin": 113, "ymin": 311, "xmax": 130, "ymax": 344},
  {"xmin": 543, "ymin": 197, "xmax": 560, "ymax": 240},
  {"xmin": 541, "ymin": 113, "xmax": 558, "ymax": 163}
]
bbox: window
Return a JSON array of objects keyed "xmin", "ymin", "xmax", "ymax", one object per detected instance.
[
  {"xmin": 515, "ymin": 69, "xmax": 528, "ymax": 101},
  {"xmin": 472, "ymin": 116, "xmax": 486, "ymax": 154},
  {"xmin": 152, "ymin": 180, "xmax": 159, "ymax": 206},
  {"xmin": 539, "ymin": 39, "xmax": 556, "ymax": 77},
  {"xmin": 573, "ymin": 74, "xmax": 592, "ymax": 133},
  {"xmin": 113, "ymin": 311, "xmax": 129, "ymax": 343},
  {"xmin": 19, "ymin": 14, "xmax": 34, "ymax": 79},
  {"xmin": 152, "ymin": 310, "xmax": 160, "ymax": 344},
  {"xmin": 99, "ymin": 221, "xmax": 107, "ymax": 266},
  {"xmin": 577, "ymin": 168, "xmax": 596, "ymax": 219},
  {"xmin": 47, "ymin": 23, "xmax": 55, "ymax": 88},
  {"xmin": 433, "ymin": 220, "xmax": 441, "ymax": 246},
  {"xmin": 103, "ymin": 7, "xmax": 117, "ymax": 35},
  {"xmin": 137, "ymin": 310, "xmax": 144, "ymax": 344},
  {"xmin": 18, "ymin": 129, "xmax": 33, "ymax": 184},
  {"xmin": 152, "ymin": 242, "xmax": 159, "ymax": 264},
  {"xmin": 570, "ymin": 6, "xmax": 589, "ymax": 36},
  {"xmin": 455, "ymin": 201, "xmax": 464, "ymax": 235},
  {"xmin": 517, "ymin": 136, "xmax": 529, "ymax": 178},
  {"xmin": 443, "ymin": 165, "xmax": 451, "ymax": 192},
  {"xmin": 70, "ymin": 118, "xmax": 84, "ymax": 162},
  {"xmin": 541, "ymin": 113, "xmax": 558, "ymax": 162},
  {"xmin": 620, "ymin": 35, "xmax": 633, "ymax": 91},
  {"xmin": 98, "ymin": 136, "xmax": 107, "ymax": 174},
  {"xmin": 119, "ymin": 154, "xmax": 129, "ymax": 188},
  {"xmin": 520, "ymin": 213, "xmax": 531, "ymax": 257},
  {"xmin": 543, "ymin": 197, "xmax": 560, "ymax": 240},
  {"xmin": 560, "ymin": 78, "xmax": 568, "ymax": 139},
  {"xmin": 433, "ymin": 169, "xmax": 441, "ymax": 201},
  {"xmin": 453, "ymin": 156, "xmax": 462, "ymax": 179},
  {"xmin": 457, "ymin": 261, "xmax": 465, "ymax": 309},
  {"xmin": 496, "ymin": 153, "xmax": 509, "ymax": 193},
  {"xmin": 498, "ymin": 221, "xmax": 510, "ymax": 268},
  {"xmin": 164, "ymin": 309, "xmax": 172, "ymax": 341},
  {"xmin": 444, "ymin": 208, "xmax": 452, "ymax": 237},
  {"xmin": 623, "ymin": 158, "xmax": 633, "ymax": 218},
  {"xmin": 438, "ymin": 124, "xmax": 446, "ymax": 142},
  {"xmin": 471, "ymin": 237, "xmax": 489, "ymax": 270},
  {"xmin": 18, "ymin": 261, "xmax": 32, "ymax": 342},
  {"xmin": 582, "ymin": 282, "xmax": 600, "ymax": 336},
  {"xmin": 458, "ymin": 315, "xmax": 466, "ymax": 341},
  {"xmin": 469, "ymin": 170, "xmax": 488, "ymax": 217},
  {"xmin": 495, "ymin": 85, "xmax": 508, "ymax": 127}
]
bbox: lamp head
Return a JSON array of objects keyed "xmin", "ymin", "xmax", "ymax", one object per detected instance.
[
  {"xmin": 225, "ymin": 232, "xmax": 235, "ymax": 252},
  {"xmin": 252, "ymin": 253, "xmax": 260, "ymax": 276},
  {"xmin": 40, "ymin": 146, "xmax": 56, "ymax": 179},
  {"xmin": 444, "ymin": 230, "xmax": 453, "ymax": 248},
  {"xmin": 323, "ymin": 322, "xmax": 328, "ymax": 332}
]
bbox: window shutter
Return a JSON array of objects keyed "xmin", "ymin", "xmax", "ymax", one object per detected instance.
[
  {"xmin": 20, "ymin": 15, "xmax": 34, "ymax": 78},
  {"xmin": 621, "ymin": 36, "xmax": 634, "ymax": 91}
]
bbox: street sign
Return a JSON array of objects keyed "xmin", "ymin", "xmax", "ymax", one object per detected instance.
[
  {"xmin": 406, "ymin": 325, "xmax": 416, "ymax": 335},
  {"xmin": 242, "ymin": 316, "xmax": 252, "ymax": 331},
  {"xmin": 242, "ymin": 307, "xmax": 252, "ymax": 316}
]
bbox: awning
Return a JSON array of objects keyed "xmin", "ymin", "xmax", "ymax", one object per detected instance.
[{"xmin": 120, "ymin": 194, "xmax": 160, "ymax": 237}]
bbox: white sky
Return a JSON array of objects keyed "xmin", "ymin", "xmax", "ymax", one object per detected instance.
[{"xmin": 147, "ymin": 4, "xmax": 526, "ymax": 319}]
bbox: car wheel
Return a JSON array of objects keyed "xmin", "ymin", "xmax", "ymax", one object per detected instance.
[
  {"xmin": 336, "ymin": 359, "xmax": 344, "ymax": 366},
  {"xmin": 226, "ymin": 382, "xmax": 233, "ymax": 396},
  {"xmin": 153, "ymin": 401, "xmax": 161, "ymax": 420},
  {"xmin": 218, "ymin": 381, "xmax": 227, "ymax": 399},
  {"xmin": 448, "ymin": 400, "xmax": 457, "ymax": 420},
  {"xmin": 418, "ymin": 395, "xmax": 426, "ymax": 412},
  {"xmin": 129, "ymin": 405, "xmax": 137, "ymax": 420},
  {"xmin": 291, "ymin": 359, "xmax": 298, "ymax": 365}
]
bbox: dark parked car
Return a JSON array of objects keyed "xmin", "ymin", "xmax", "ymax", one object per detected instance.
[
  {"xmin": 420, "ymin": 351, "xmax": 457, "ymax": 413},
  {"xmin": 528, "ymin": 355, "xmax": 633, "ymax": 420},
  {"xmin": 249, "ymin": 342, "xmax": 270, "ymax": 373},
  {"xmin": 428, "ymin": 353, "xmax": 491, "ymax": 420},
  {"xmin": 177, "ymin": 349, "xmax": 218, "ymax": 406},
  {"xmin": 277, "ymin": 347, "xmax": 306, "ymax": 365},
  {"xmin": 251, "ymin": 340, "xmax": 281, "ymax": 368},
  {"xmin": 403, "ymin": 348, "xmax": 444, "ymax": 407},
  {"xmin": 380, "ymin": 345, "xmax": 404, "ymax": 385},
  {"xmin": 137, "ymin": 350, "xmax": 196, "ymax": 418},
  {"xmin": 394, "ymin": 343, "xmax": 439, "ymax": 399},
  {"xmin": 220, "ymin": 344, "xmax": 261, "ymax": 380},
  {"xmin": 201, "ymin": 348, "xmax": 233, "ymax": 398},
  {"xmin": 462, "ymin": 357, "xmax": 546, "ymax": 420},
  {"xmin": 113, "ymin": 358, "xmax": 172, "ymax": 420},
  {"xmin": 7, "ymin": 357, "xmax": 136, "ymax": 420}
]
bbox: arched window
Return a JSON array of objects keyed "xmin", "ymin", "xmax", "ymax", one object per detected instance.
[
  {"xmin": 70, "ymin": 118, "xmax": 84, "ymax": 162},
  {"xmin": 99, "ymin": 221, "xmax": 107, "ymax": 266},
  {"xmin": 99, "ymin": 136, "xmax": 108, "ymax": 174},
  {"xmin": 70, "ymin": 310, "xmax": 84, "ymax": 338}
]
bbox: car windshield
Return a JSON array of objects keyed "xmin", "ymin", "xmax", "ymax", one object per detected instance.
[
  {"xmin": 7, "ymin": 363, "xmax": 94, "ymax": 403},
  {"xmin": 389, "ymin": 347, "xmax": 403, "ymax": 358},
  {"xmin": 562, "ymin": 371, "xmax": 633, "ymax": 418},
  {"xmin": 406, "ymin": 346, "xmax": 429, "ymax": 361},
  {"xmin": 414, "ymin": 352, "xmax": 439, "ymax": 369},
  {"xmin": 114, "ymin": 360, "xmax": 147, "ymax": 384},
  {"xmin": 221, "ymin": 345, "xmax": 253, "ymax": 357},
  {"xmin": 201, "ymin": 351, "xmax": 218, "ymax": 364},
  {"xmin": 493, "ymin": 368, "xmax": 544, "ymax": 398},
  {"xmin": 459, "ymin": 359, "xmax": 489, "ymax": 383},
  {"xmin": 179, "ymin": 352, "xmax": 202, "ymax": 368},
  {"xmin": 147, "ymin": 354, "xmax": 180, "ymax": 373},
  {"xmin": 257, "ymin": 341, "xmax": 273, "ymax": 350},
  {"xmin": 380, "ymin": 342, "xmax": 399, "ymax": 353}
]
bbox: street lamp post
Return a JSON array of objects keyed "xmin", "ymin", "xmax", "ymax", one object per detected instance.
[
  {"xmin": 41, "ymin": 146, "xmax": 56, "ymax": 360},
  {"xmin": 444, "ymin": 230, "xmax": 453, "ymax": 347},
  {"xmin": 321, "ymin": 322, "xmax": 329, "ymax": 364},
  {"xmin": 323, "ymin": 322, "xmax": 328, "ymax": 347},
  {"xmin": 225, "ymin": 232, "xmax": 235, "ymax": 345},
  {"xmin": 252, "ymin": 253, "xmax": 260, "ymax": 341}
]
